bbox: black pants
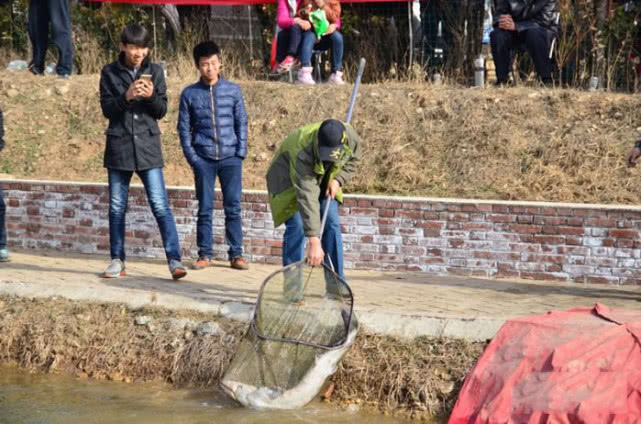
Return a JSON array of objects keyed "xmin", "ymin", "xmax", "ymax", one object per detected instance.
[
  {"xmin": 490, "ymin": 27, "xmax": 553, "ymax": 82},
  {"xmin": 28, "ymin": 0, "xmax": 74, "ymax": 76},
  {"xmin": 0, "ymin": 184, "xmax": 6, "ymax": 249}
]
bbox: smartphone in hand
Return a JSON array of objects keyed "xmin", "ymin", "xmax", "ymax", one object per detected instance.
[{"xmin": 139, "ymin": 74, "xmax": 152, "ymax": 82}]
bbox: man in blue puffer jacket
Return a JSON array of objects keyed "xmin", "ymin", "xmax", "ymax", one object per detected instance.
[{"xmin": 178, "ymin": 41, "xmax": 249, "ymax": 271}]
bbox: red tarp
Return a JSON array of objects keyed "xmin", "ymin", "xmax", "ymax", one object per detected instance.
[
  {"xmin": 88, "ymin": 0, "xmax": 406, "ymax": 4},
  {"xmin": 449, "ymin": 304, "xmax": 641, "ymax": 423}
]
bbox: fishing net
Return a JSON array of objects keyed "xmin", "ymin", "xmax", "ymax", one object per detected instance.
[{"xmin": 221, "ymin": 260, "xmax": 358, "ymax": 409}]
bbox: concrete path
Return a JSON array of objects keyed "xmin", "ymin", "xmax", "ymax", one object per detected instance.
[{"xmin": 1, "ymin": 250, "xmax": 640, "ymax": 341}]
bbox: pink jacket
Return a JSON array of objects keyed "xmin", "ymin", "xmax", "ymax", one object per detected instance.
[{"xmin": 277, "ymin": 0, "xmax": 341, "ymax": 30}]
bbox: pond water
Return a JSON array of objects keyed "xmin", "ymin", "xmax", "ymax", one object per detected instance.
[{"xmin": 0, "ymin": 365, "xmax": 414, "ymax": 424}]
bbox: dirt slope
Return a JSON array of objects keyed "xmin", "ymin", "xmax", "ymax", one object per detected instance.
[{"xmin": 2, "ymin": 70, "xmax": 641, "ymax": 204}]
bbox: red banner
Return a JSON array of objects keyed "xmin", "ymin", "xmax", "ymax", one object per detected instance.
[{"xmin": 89, "ymin": 0, "xmax": 408, "ymax": 5}]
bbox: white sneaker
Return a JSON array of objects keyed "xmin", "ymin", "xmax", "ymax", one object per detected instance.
[
  {"xmin": 328, "ymin": 71, "xmax": 345, "ymax": 85},
  {"xmin": 296, "ymin": 66, "xmax": 315, "ymax": 85},
  {"xmin": 103, "ymin": 259, "xmax": 126, "ymax": 278}
]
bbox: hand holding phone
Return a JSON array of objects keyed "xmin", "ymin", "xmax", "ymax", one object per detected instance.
[{"xmin": 137, "ymin": 74, "xmax": 154, "ymax": 98}]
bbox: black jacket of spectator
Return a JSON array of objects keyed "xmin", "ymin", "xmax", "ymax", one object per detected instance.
[
  {"xmin": 99, "ymin": 53, "xmax": 167, "ymax": 171},
  {"xmin": 495, "ymin": 0, "xmax": 559, "ymax": 33},
  {"xmin": 0, "ymin": 108, "xmax": 4, "ymax": 153}
]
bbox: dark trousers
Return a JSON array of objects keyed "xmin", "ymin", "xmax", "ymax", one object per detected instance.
[
  {"xmin": 193, "ymin": 156, "xmax": 244, "ymax": 260},
  {"xmin": 0, "ymin": 184, "xmax": 6, "ymax": 249},
  {"xmin": 276, "ymin": 25, "xmax": 303, "ymax": 64},
  {"xmin": 28, "ymin": 0, "xmax": 74, "ymax": 76},
  {"xmin": 490, "ymin": 27, "xmax": 553, "ymax": 82}
]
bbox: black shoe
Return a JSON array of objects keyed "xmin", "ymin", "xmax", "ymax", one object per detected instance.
[
  {"xmin": 494, "ymin": 78, "xmax": 512, "ymax": 88},
  {"xmin": 28, "ymin": 62, "xmax": 44, "ymax": 76},
  {"xmin": 539, "ymin": 77, "xmax": 554, "ymax": 88}
]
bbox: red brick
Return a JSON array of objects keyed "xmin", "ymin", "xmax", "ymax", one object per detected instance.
[
  {"xmin": 449, "ymin": 239, "xmax": 464, "ymax": 248},
  {"xmin": 133, "ymin": 230, "xmax": 151, "ymax": 239},
  {"xmin": 7, "ymin": 199, "xmax": 19, "ymax": 207},
  {"xmin": 523, "ymin": 254, "xmax": 565, "ymax": 264},
  {"xmin": 395, "ymin": 210, "xmax": 422, "ymax": 219},
  {"xmin": 609, "ymin": 229, "xmax": 638, "ymax": 239},
  {"xmin": 360, "ymin": 235, "xmax": 374, "ymax": 243},
  {"xmin": 533, "ymin": 235, "xmax": 565, "ymax": 244},
  {"xmin": 520, "ymin": 272, "xmax": 565, "ymax": 281},
  {"xmin": 422, "ymin": 211, "xmax": 439, "ymax": 220},
  {"xmin": 586, "ymin": 276, "xmax": 620, "ymax": 285},
  {"xmin": 541, "ymin": 207, "xmax": 558, "ymax": 216},
  {"xmin": 566, "ymin": 236, "xmax": 582, "ymax": 245},
  {"xmin": 492, "ymin": 205, "xmax": 509, "ymax": 213},
  {"xmin": 512, "ymin": 224, "xmax": 541, "ymax": 234},
  {"xmin": 586, "ymin": 218, "xmax": 616, "ymax": 227},
  {"xmin": 379, "ymin": 209, "xmax": 394, "ymax": 218},
  {"xmin": 462, "ymin": 222, "xmax": 493, "ymax": 231},
  {"xmin": 558, "ymin": 226, "xmax": 584, "ymax": 236},
  {"xmin": 602, "ymin": 238, "xmax": 615, "ymax": 247},
  {"xmin": 357, "ymin": 199, "xmax": 372, "ymax": 207},
  {"xmin": 446, "ymin": 267, "xmax": 473, "ymax": 276},
  {"xmin": 26, "ymin": 207, "xmax": 40, "ymax": 216},
  {"xmin": 546, "ymin": 264, "xmax": 562, "ymax": 272},
  {"xmin": 567, "ymin": 217, "xmax": 584, "ymax": 226},
  {"xmin": 487, "ymin": 214, "xmax": 514, "ymax": 223}
]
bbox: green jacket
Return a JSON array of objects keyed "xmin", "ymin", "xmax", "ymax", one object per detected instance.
[{"xmin": 266, "ymin": 121, "xmax": 361, "ymax": 237}]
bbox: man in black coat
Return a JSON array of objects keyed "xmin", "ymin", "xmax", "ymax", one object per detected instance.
[
  {"xmin": 490, "ymin": 0, "xmax": 559, "ymax": 85},
  {"xmin": 0, "ymin": 106, "xmax": 7, "ymax": 263},
  {"xmin": 99, "ymin": 24, "xmax": 186, "ymax": 280}
]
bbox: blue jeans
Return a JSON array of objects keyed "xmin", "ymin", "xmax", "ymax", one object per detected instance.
[
  {"xmin": 108, "ymin": 168, "xmax": 181, "ymax": 263},
  {"xmin": 276, "ymin": 25, "xmax": 303, "ymax": 63},
  {"xmin": 282, "ymin": 197, "xmax": 344, "ymax": 279},
  {"xmin": 28, "ymin": 0, "xmax": 74, "ymax": 76},
  {"xmin": 193, "ymin": 156, "xmax": 244, "ymax": 260},
  {"xmin": 300, "ymin": 30, "xmax": 344, "ymax": 73},
  {"xmin": 0, "ymin": 184, "xmax": 6, "ymax": 249}
]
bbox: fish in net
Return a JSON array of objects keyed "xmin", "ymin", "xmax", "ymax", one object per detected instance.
[{"xmin": 221, "ymin": 260, "xmax": 358, "ymax": 409}]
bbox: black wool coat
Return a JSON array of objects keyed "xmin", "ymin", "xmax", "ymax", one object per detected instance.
[{"xmin": 99, "ymin": 53, "xmax": 168, "ymax": 171}]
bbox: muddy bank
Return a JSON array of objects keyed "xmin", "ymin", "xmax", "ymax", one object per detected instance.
[{"xmin": 0, "ymin": 294, "xmax": 485, "ymax": 420}]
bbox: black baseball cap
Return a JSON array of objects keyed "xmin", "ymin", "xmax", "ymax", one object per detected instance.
[{"xmin": 317, "ymin": 119, "xmax": 346, "ymax": 162}]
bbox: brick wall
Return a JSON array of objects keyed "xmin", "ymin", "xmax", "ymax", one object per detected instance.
[{"xmin": 3, "ymin": 179, "xmax": 641, "ymax": 284}]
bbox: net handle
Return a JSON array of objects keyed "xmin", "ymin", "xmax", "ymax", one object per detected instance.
[{"xmin": 319, "ymin": 57, "xmax": 366, "ymax": 272}]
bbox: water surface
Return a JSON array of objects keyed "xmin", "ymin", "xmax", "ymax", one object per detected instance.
[{"xmin": 0, "ymin": 365, "xmax": 411, "ymax": 424}]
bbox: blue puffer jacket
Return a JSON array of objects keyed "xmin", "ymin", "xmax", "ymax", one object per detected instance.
[{"xmin": 177, "ymin": 78, "xmax": 248, "ymax": 165}]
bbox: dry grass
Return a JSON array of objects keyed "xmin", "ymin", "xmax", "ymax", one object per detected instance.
[
  {"xmin": 1, "ymin": 70, "xmax": 641, "ymax": 204},
  {"xmin": 0, "ymin": 295, "xmax": 246, "ymax": 386},
  {"xmin": 0, "ymin": 295, "xmax": 485, "ymax": 419},
  {"xmin": 334, "ymin": 333, "xmax": 485, "ymax": 420}
]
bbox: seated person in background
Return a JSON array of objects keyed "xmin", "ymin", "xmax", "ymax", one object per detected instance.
[
  {"xmin": 296, "ymin": 0, "xmax": 344, "ymax": 85},
  {"xmin": 275, "ymin": 0, "xmax": 308, "ymax": 73},
  {"xmin": 490, "ymin": 0, "xmax": 559, "ymax": 86}
]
